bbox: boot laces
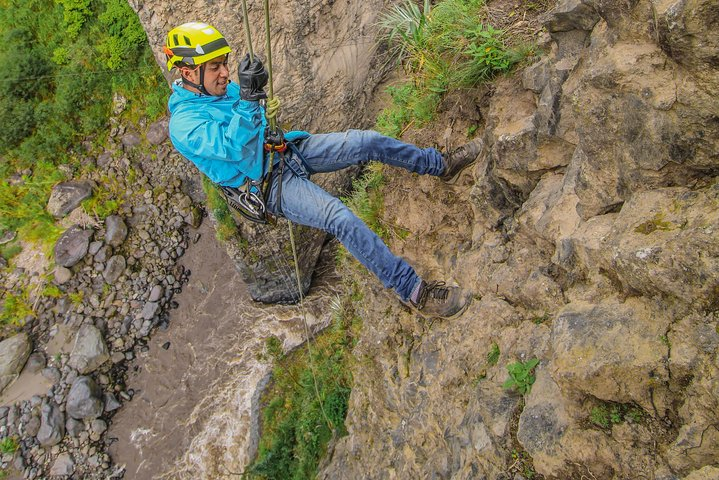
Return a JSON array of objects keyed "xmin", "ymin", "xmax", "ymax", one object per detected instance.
[{"xmin": 417, "ymin": 281, "xmax": 449, "ymax": 309}]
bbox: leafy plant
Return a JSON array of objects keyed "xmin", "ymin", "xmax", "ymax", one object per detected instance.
[
  {"xmin": 590, "ymin": 402, "xmax": 644, "ymax": 429},
  {"xmin": 342, "ymin": 163, "xmax": 388, "ymax": 240},
  {"xmin": 487, "ymin": 342, "xmax": 500, "ymax": 366},
  {"xmin": 502, "ymin": 358, "xmax": 539, "ymax": 395},
  {"xmin": 0, "ymin": 437, "xmax": 18, "ymax": 455}
]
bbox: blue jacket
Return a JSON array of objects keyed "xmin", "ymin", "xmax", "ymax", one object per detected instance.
[{"xmin": 168, "ymin": 80, "xmax": 309, "ymax": 188}]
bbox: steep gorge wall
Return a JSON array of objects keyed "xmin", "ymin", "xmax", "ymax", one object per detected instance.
[{"xmin": 317, "ymin": 0, "xmax": 718, "ymax": 479}]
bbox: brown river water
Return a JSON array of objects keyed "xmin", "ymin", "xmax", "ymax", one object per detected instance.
[{"xmin": 107, "ymin": 220, "xmax": 341, "ymax": 479}]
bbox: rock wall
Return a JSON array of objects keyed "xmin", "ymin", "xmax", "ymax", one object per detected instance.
[{"xmin": 318, "ymin": 0, "xmax": 719, "ymax": 479}]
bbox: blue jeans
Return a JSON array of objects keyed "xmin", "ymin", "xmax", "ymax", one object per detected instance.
[{"xmin": 265, "ymin": 130, "xmax": 445, "ymax": 301}]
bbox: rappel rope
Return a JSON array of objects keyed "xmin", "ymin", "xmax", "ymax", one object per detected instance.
[{"xmin": 237, "ymin": 0, "xmax": 336, "ymax": 432}]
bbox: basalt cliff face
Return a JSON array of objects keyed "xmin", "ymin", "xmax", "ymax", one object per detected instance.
[{"xmin": 135, "ymin": 0, "xmax": 719, "ymax": 478}]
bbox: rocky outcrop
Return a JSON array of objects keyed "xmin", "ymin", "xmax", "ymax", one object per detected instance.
[{"xmin": 319, "ymin": 0, "xmax": 719, "ymax": 478}]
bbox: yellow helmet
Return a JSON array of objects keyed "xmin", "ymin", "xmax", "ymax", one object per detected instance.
[{"xmin": 163, "ymin": 22, "xmax": 231, "ymax": 71}]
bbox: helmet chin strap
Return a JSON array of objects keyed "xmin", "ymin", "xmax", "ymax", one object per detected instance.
[{"xmin": 181, "ymin": 65, "xmax": 211, "ymax": 96}]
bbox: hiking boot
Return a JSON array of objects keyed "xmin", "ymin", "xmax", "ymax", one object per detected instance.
[
  {"xmin": 407, "ymin": 280, "xmax": 472, "ymax": 319},
  {"xmin": 440, "ymin": 138, "xmax": 484, "ymax": 184}
]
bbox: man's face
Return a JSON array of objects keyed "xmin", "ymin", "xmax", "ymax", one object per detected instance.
[{"xmin": 181, "ymin": 55, "xmax": 229, "ymax": 96}]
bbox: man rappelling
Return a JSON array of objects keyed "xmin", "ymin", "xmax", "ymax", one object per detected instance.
[{"xmin": 163, "ymin": 21, "xmax": 482, "ymax": 319}]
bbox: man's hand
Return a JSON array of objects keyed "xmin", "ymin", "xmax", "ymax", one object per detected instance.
[{"xmin": 239, "ymin": 53, "xmax": 268, "ymax": 101}]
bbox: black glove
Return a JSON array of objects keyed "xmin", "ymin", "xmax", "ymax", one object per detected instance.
[{"xmin": 238, "ymin": 53, "xmax": 268, "ymax": 101}]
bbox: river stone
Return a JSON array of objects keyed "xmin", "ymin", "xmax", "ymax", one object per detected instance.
[
  {"xmin": 66, "ymin": 376, "xmax": 104, "ymax": 420},
  {"xmin": 104, "ymin": 215, "xmax": 128, "ymax": 246},
  {"xmin": 24, "ymin": 413, "xmax": 41, "ymax": 437},
  {"xmin": 37, "ymin": 401, "xmax": 65, "ymax": 447},
  {"xmin": 0, "ymin": 332, "xmax": 32, "ymax": 393},
  {"xmin": 103, "ymin": 255, "xmax": 126, "ymax": 284},
  {"xmin": 148, "ymin": 284, "xmax": 163, "ymax": 302},
  {"xmin": 121, "ymin": 132, "xmax": 142, "ymax": 149},
  {"xmin": 141, "ymin": 301, "xmax": 159, "ymax": 320},
  {"xmin": 146, "ymin": 118, "xmax": 168, "ymax": 145},
  {"xmin": 46, "ymin": 181, "xmax": 94, "ymax": 218},
  {"xmin": 49, "ymin": 452, "xmax": 75, "ymax": 477},
  {"xmin": 103, "ymin": 392, "xmax": 122, "ymax": 412},
  {"xmin": 68, "ymin": 325, "xmax": 109, "ymax": 375},
  {"xmin": 54, "ymin": 226, "xmax": 94, "ymax": 268},
  {"xmin": 66, "ymin": 417, "xmax": 84, "ymax": 438},
  {"xmin": 54, "ymin": 265, "xmax": 73, "ymax": 285}
]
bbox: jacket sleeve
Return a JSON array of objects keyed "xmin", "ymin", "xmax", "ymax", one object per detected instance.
[{"xmin": 171, "ymin": 99, "xmax": 268, "ymax": 180}]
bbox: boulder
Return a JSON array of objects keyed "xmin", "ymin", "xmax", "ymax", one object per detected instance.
[
  {"xmin": 54, "ymin": 225, "xmax": 93, "ymax": 268},
  {"xmin": 68, "ymin": 325, "xmax": 109, "ymax": 375},
  {"xmin": 46, "ymin": 181, "xmax": 93, "ymax": 218},
  {"xmin": 103, "ymin": 255, "xmax": 126, "ymax": 284},
  {"xmin": 104, "ymin": 215, "xmax": 128, "ymax": 246},
  {"xmin": 546, "ymin": 0, "xmax": 600, "ymax": 33},
  {"xmin": 66, "ymin": 376, "xmax": 104, "ymax": 420},
  {"xmin": 0, "ymin": 333, "xmax": 32, "ymax": 393},
  {"xmin": 37, "ymin": 401, "xmax": 65, "ymax": 447},
  {"xmin": 146, "ymin": 118, "xmax": 169, "ymax": 145}
]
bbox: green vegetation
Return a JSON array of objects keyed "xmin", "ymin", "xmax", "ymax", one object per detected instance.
[
  {"xmin": 201, "ymin": 176, "xmax": 239, "ymax": 242},
  {"xmin": 1, "ymin": 291, "xmax": 34, "ymax": 327},
  {"xmin": 503, "ymin": 358, "xmax": 539, "ymax": 395},
  {"xmin": 634, "ymin": 213, "xmax": 675, "ymax": 234},
  {"xmin": 342, "ymin": 162, "xmax": 388, "ymax": 240},
  {"xmin": 590, "ymin": 402, "xmax": 644, "ymax": 429},
  {"xmin": 245, "ymin": 298, "xmax": 360, "ymax": 480},
  {"xmin": 0, "ymin": 0, "xmax": 168, "ymax": 256},
  {"xmin": 0, "ymin": 437, "xmax": 18, "ymax": 455},
  {"xmin": 487, "ymin": 342, "xmax": 500, "ymax": 366},
  {"xmin": 376, "ymin": 0, "xmax": 531, "ymax": 136},
  {"xmin": 509, "ymin": 449, "xmax": 537, "ymax": 479}
]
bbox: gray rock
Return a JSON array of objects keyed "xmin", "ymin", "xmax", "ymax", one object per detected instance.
[
  {"xmin": 90, "ymin": 418, "xmax": 107, "ymax": 436},
  {"xmin": 68, "ymin": 325, "xmax": 109, "ymax": 375},
  {"xmin": 66, "ymin": 417, "xmax": 84, "ymax": 438},
  {"xmin": 88, "ymin": 240, "xmax": 103, "ymax": 256},
  {"xmin": 141, "ymin": 301, "xmax": 160, "ymax": 320},
  {"xmin": 103, "ymin": 255, "xmax": 126, "ymax": 284},
  {"xmin": 66, "ymin": 376, "xmax": 104, "ymax": 420},
  {"xmin": 96, "ymin": 151, "xmax": 113, "ymax": 168},
  {"xmin": 24, "ymin": 414, "xmax": 41, "ymax": 437},
  {"xmin": 148, "ymin": 284, "xmax": 164, "ymax": 302},
  {"xmin": 103, "ymin": 392, "xmax": 121, "ymax": 412},
  {"xmin": 36, "ymin": 401, "xmax": 64, "ymax": 447},
  {"xmin": 41, "ymin": 367, "xmax": 61, "ymax": 384},
  {"xmin": 94, "ymin": 244, "xmax": 112, "ymax": 263},
  {"xmin": 24, "ymin": 352, "xmax": 45, "ymax": 374},
  {"xmin": 104, "ymin": 215, "xmax": 128, "ymax": 247},
  {"xmin": 546, "ymin": 0, "xmax": 600, "ymax": 32},
  {"xmin": 46, "ymin": 181, "xmax": 94, "ymax": 218},
  {"xmin": 146, "ymin": 119, "xmax": 169, "ymax": 145},
  {"xmin": 49, "ymin": 452, "xmax": 74, "ymax": 477},
  {"xmin": 121, "ymin": 132, "xmax": 142, "ymax": 149},
  {"xmin": 0, "ymin": 333, "xmax": 32, "ymax": 393},
  {"xmin": 53, "ymin": 266, "xmax": 73, "ymax": 285},
  {"xmin": 54, "ymin": 226, "xmax": 94, "ymax": 268}
]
